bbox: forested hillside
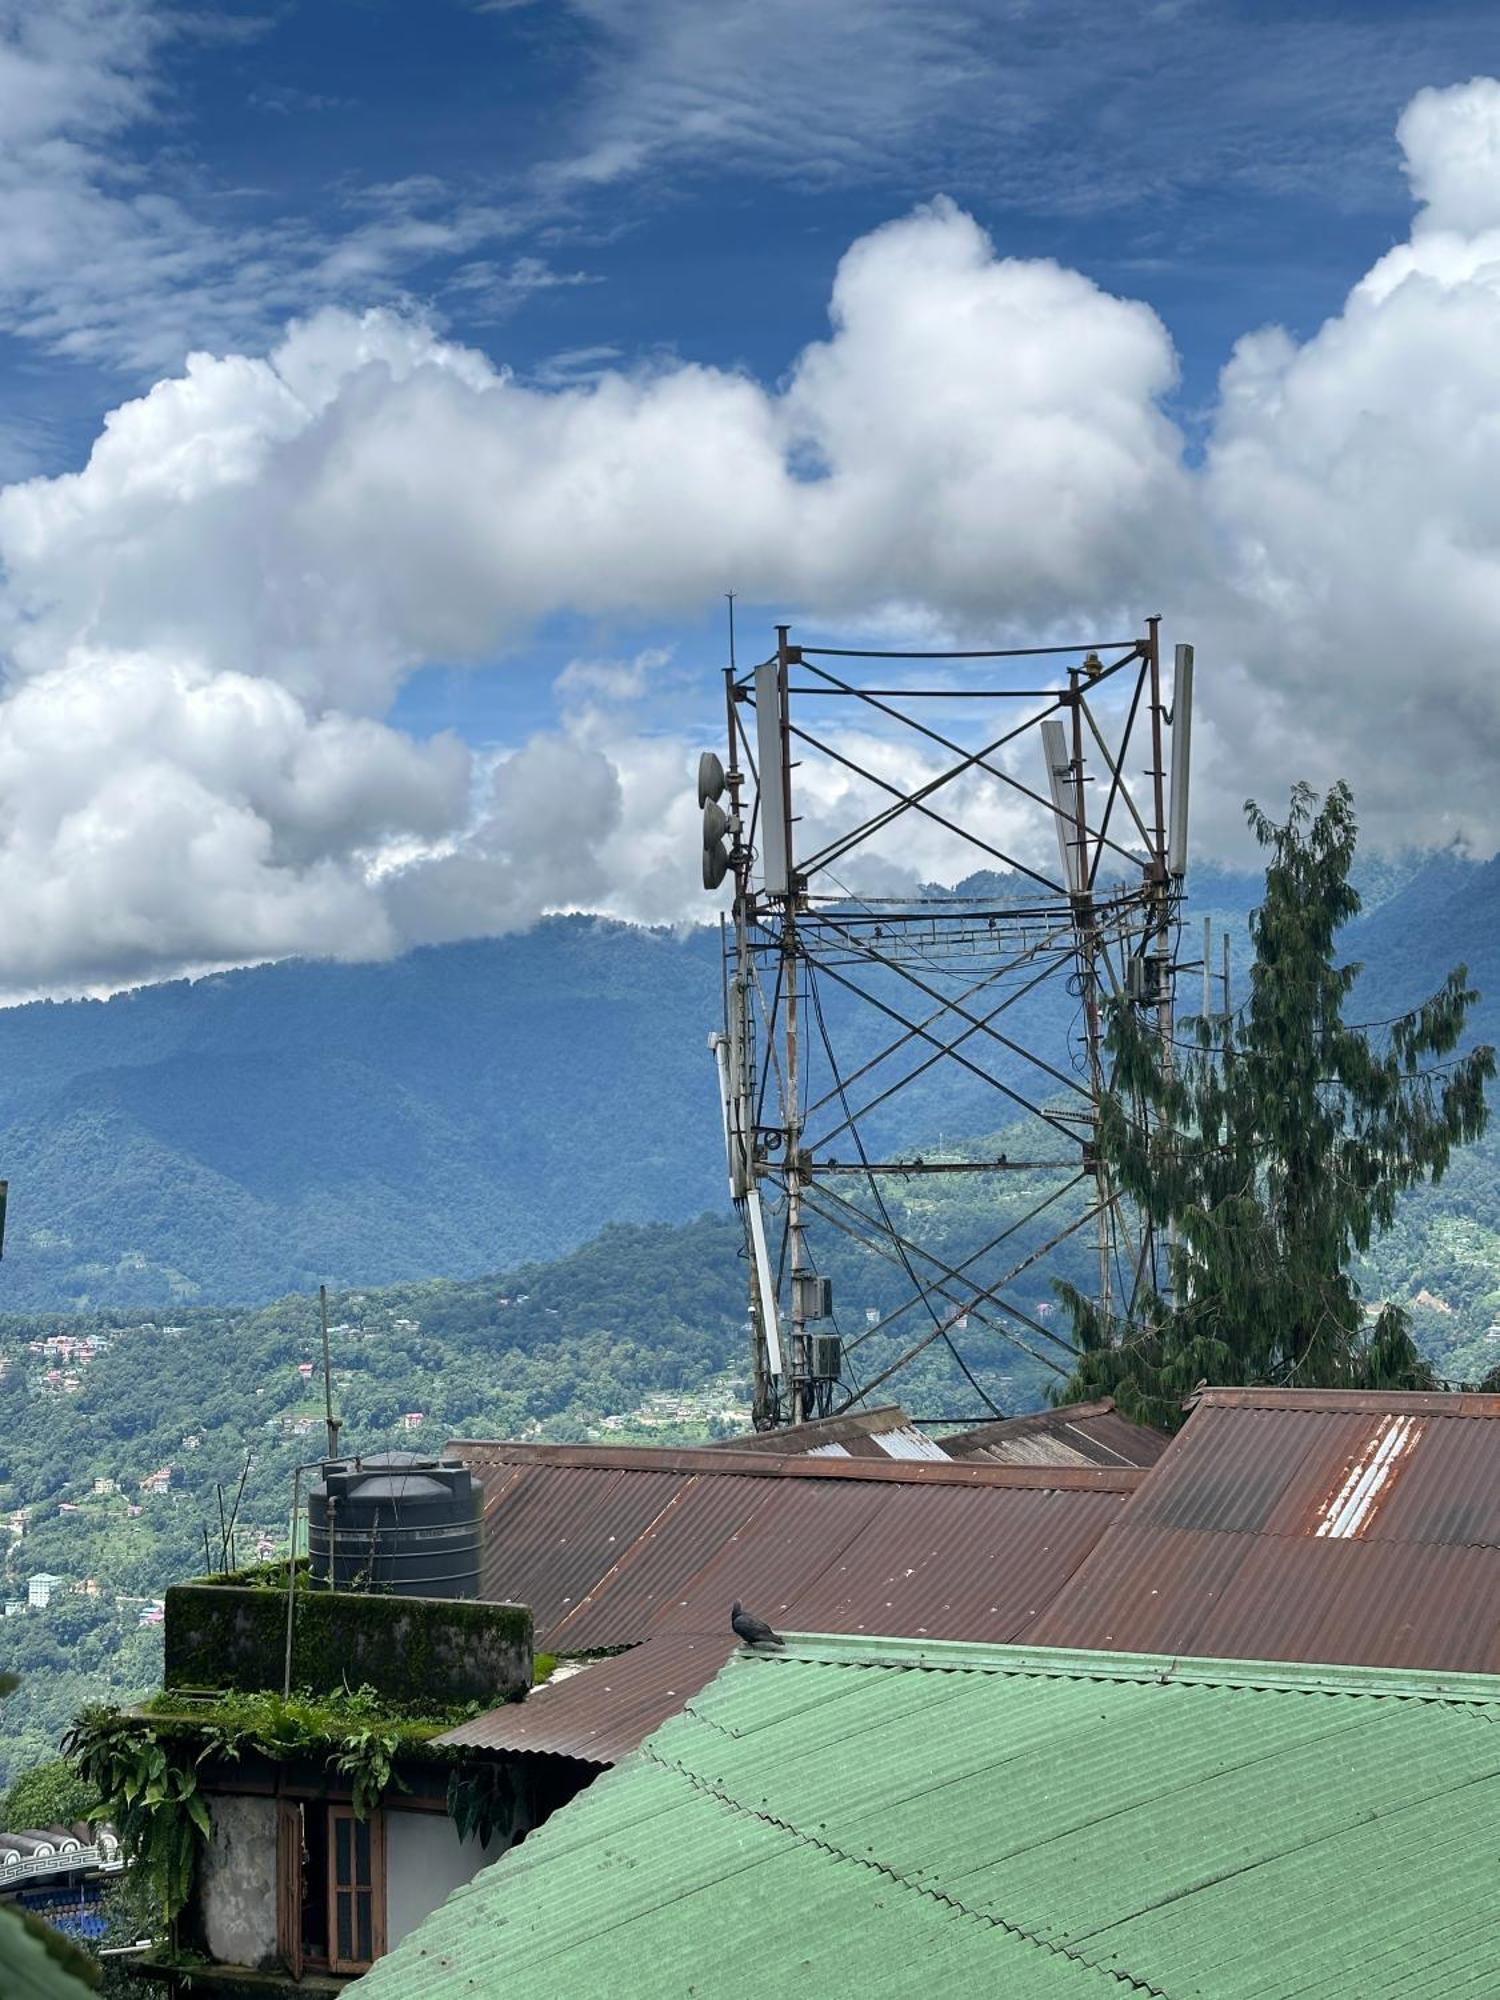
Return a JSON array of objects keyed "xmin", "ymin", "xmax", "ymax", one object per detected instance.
[
  {"xmin": 0, "ymin": 851, "xmax": 1481, "ymax": 1314},
  {"xmin": 0, "ymin": 922, "xmax": 726, "ymax": 1308},
  {"xmin": 0, "ymin": 1190, "xmax": 1070, "ymax": 1789}
]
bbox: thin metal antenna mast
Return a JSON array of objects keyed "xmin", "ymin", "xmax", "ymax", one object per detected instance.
[
  {"xmin": 1067, "ymin": 656, "xmax": 1111, "ymax": 1321},
  {"xmin": 319, "ymin": 1283, "xmax": 341, "ymax": 1461},
  {"xmin": 773, "ymin": 625, "xmax": 812, "ymax": 1423},
  {"xmin": 700, "ymin": 617, "xmax": 1194, "ymax": 1429}
]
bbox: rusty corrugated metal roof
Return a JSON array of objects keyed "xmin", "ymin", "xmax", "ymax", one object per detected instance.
[
  {"xmin": 453, "ymin": 1439, "xmax": 1142, "ymax": 1491},
  {"xmin": 444, "ymin": 1438, "xmax": 1134, "ymax": 1763},
  {"xmin": 807, "ymin": 1427, "xmax": 953, "ymax": 1461},
  {"xmin": 937, "ymin": 1398, "xmax": 1171, "ymax": 1469},
  {"xmin": 458, "ymin": 1463, "xmax": 684, "ymax": 1636},
  {"xmin": 1024, "ymin": 1386, "xmax": 1500, "ymax": 1669},
  {"xmin": 1185, "ymin": 1386, "xmax": 1500, "ymax": 1415},
  {"xmin": 708, "ymin": 1401, "xmax": 1161, "ymax": 1467},
  {"xmin": 777, "ymin": 1482, "xmax": 1121, "ymax": 1641},
  {"xmin": 703, "ymin": 1405, "xmax": 934, "ymax": 1458},
  {"xmin": 557, "ymin": 1475, "xmax": 890, "ymax": 1652},
  {"xmin": 441, "ymin": 1633, "xmax": 738, "ymax": 1762}
]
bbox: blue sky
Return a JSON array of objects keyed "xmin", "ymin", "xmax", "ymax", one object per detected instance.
[
  {"xmin": 4, "ymin": 1, "xmax": 1500, "ymax": 992},
  {"xmin": 20, "ymin": 0, "xmax": 1500, "ymax": 464}
]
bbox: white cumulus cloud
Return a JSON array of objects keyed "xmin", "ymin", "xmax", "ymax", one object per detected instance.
[
  {"xmin": 0, "ymin": 197, "xmax": 1191, "ymax": 989},
  {"xmin": 9, "ymin": 77, "xmax": 1500, "ymax": 986},
  {"xmin": 0, "ymin": 650, "xmax": 467, "ymax": 989},
  {"xmin": 1194, "ymin": 74, "xmax": 1500, "ymax": 853}
]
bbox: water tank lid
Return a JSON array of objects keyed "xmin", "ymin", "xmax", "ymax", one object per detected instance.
[
  {"xmin": 338, "ymin": 1473, "xmax": 455, "ymax": 1502},
  {"xmin": 317, "ymin": 1453, "xmax": 437, "ymax": 1481}
]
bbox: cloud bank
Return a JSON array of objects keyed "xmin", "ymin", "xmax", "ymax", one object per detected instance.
[{"xmin": 5, "ymin": 77, "xmax": 1500, "ymax": 990}]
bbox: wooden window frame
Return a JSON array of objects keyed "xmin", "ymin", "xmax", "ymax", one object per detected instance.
[
  {"xmin": 277, "ymin": 1796, "xmax": 387, "ymax": 1979},
  {"xmin": 276, "ymin": 1800, "xmax": 304, "ymax": 1982},
  {"xmin": 328, "ymin": 1803, "xmax": 387, "ymax": 1974}
]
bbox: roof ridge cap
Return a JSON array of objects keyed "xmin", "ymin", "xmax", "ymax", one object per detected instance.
[{"xmin": 762, "ymin": 1636, "xmax": 1500, "ymax": 1703}]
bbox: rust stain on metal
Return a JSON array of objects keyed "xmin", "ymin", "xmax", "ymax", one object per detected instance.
[
  {"xmin": 1312, "ymin": 1414, "xmax": 1424, "ymax": 1540},
  {"xmin": 455, "ymin": 1437, "xmax": 1145, "ymax": 1492},
  {"xmin": 938, "ymin": 1398, "xmax": 1171, "ymax": 1470},
  {"xmin": 1024, "ymin": 1388, "xmax": 1500, "ymax": 1674}
]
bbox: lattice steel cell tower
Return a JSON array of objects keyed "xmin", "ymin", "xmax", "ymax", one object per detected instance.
[{"xmin": 701, "ymin": 617, "xmax": 1195, "ymax": 1430}]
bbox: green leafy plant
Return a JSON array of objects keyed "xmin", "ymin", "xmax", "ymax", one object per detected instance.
[
  {"xmin": 62, "ymin": 1685, "xmax": 434, "ymax": 1929},
  {"xmin": 330, "ymin": 1729, "xmax": 407, "ymax": 1821},
  {"xmin": 145, "ymin": 1682, "xmax": 463, "ymax": 1753},
  {"xmin": 447, "ymin": 1761, "xmax": 528, "ymax": 1847},
  {"xmin": 61, "ymin": 1712, "xmax": 209, "ymax": 1925},
  {"xmin": 62, "ymin": 1669, "xmax": 460, "ymax": 1938}
]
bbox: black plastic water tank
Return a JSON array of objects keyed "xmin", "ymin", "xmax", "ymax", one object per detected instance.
[{"xmin": 307, "ymin": 1451, "xmax": 480, "ymax": 1598}]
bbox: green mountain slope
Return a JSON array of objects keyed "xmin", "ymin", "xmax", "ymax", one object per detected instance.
[
  {"xmin": 0, "ymin": 849, "xmax": 1489, "ymax": 1314},
  {"xmin": 0, "ymin": 923, "xmax": 727, "ymax": 1307}
]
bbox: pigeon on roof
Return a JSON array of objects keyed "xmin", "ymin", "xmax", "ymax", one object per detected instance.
[{"xmin": 731, "ymin": 1600, "xmax": 784, "ymax": 1647}]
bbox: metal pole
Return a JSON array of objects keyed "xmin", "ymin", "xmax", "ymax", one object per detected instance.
[
  {"xmin": 226, "ymin": 1452, "xmax": 250, "ymax": 1556},
  {"xmin": 725, "ymin": 666, "xmax": 770, "ymax": 1428},
  {"xmin": 777, "ymin": 625, "xmax": 809, "ymax": 1426},
  {"xmin": 1146, "ymin": 616, "xmax": 1172, "ymax": 1037},
  {"xmin": 283, "ymin": 1465, "xmax": 302, "ymax": 1698},
  {"xmin": 1203, "ymin": 915, "xmax": 1212, "ymax": 1020},
  {"xmin": 1068, "ymin": 669, "xmax": 1110, "ymax": 1321},
  {"xmin": 1145, "ymin": 618, "xmax": 1176, "ymax": 1300},
  {"xmin": 319, "ymin": 1284, "xmax": 340, "ymax": 1461}
]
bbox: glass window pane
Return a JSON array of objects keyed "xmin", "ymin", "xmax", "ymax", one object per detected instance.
[
  {"xmin": 336, "ymin": 1893, "xmax": 352, "ymax": 1964},
  {"xmin": 357, "ymin": 1891, "xmax": 373, "ymax": 1964},
  {"xmin": 355, "ymin": 1819, "xmax": 371, "ymax": 1884},
  {"xmin": 335, "ymin": 1816, "xmax": 352, "ymax": 1885}
]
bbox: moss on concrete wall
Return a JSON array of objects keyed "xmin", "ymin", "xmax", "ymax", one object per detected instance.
[{"xmin": 164, "ymin": 1582, "xmax": 531, "ymax": 1707}]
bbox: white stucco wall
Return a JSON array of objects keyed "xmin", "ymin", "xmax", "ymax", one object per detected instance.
[
  {"xmin": 201, "ymin": 1795, "xmax": 280, "ymax": 1968},
  {"xmin": 386, "ymin": 1810, "xmax": 506, "ymax": 1948}
]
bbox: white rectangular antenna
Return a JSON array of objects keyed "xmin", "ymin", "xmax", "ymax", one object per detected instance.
[
  {"xmin": 710, "ymin": 1031, "xmax": 750, "ymax": 1200},
  {"xmin": 754, "ymin": 657, "xmax": 791, "ymax": 897},
  {"xmin": 744, "ymin": 1186, "xmax": 785, "ymax": 1378},
  {"xmin": 1169, "ymin": 643, "xmax": 1194, "ymax": 878},
  {"xmin": 709, "ymin": 1033, "xmax": 733, "ymax": 1190},
  {"xmin": 1041, "ymin": 716, "xmax": 1082, "ymax": 896}
]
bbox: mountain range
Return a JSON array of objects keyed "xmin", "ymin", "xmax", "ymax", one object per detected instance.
[
  {"xmin": 0, "ymin": 924, "xmax": 726, "ymax": 1308},
  {"xmin": 0, "ymin": 847, "xmax": 1493, "ymax": 1313}
]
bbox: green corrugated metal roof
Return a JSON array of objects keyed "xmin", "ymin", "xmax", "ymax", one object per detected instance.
[
  {"xmin": 0, "ymin": 1907, "xmax": 98, "ymax": 2000},
  {"xmin": 354, "ymin": 1636, "xmax": 1500, "ymax": 1998}
]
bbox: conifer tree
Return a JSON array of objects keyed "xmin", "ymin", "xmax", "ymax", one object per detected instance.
[{"xmin": 1061, "ymin": 783, "xmax": 1495, "ymax": 1426}]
